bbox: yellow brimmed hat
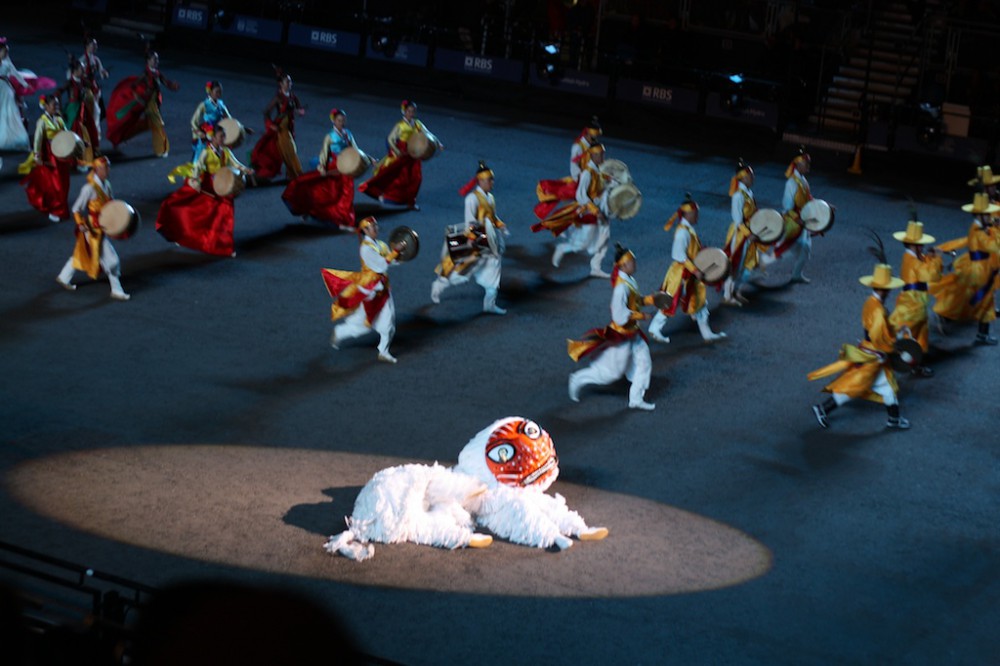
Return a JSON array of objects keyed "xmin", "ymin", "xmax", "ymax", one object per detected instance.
[
  {"xmin": 859, "ymin": 263, "xmax": 904, "ymax": 289},
  {"xmin": 967, "ymin": 165, "xmax": 1000, "ymax": 187},
  {"xmin": 357, "ymin": 216, "xmax": 377, "ymax": 233},
  {"xmin": 892, "ymin": 220, "xmax": 935, "ymax": 245},
  {"xmin": 961, "ymin": 191, "xmax": 1000, "ymax": 214}
]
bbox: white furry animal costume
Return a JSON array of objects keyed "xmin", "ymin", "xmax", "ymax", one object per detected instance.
[{"xmin": 324, "ymin": 417, "xmax": 608, "ymax": 561}]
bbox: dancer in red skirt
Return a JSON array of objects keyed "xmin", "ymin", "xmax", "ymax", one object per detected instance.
[
  {"xmin": 18, "ymin": 94, "xmax": 72, "ymax": 222},
  {"xmin": 156, "ymin": 124, "xmax": 253, "ymax": 257},
  {"xmin": 105, "ymin": 49, "xmax": 179, "ymax": 157},
  {"xmin": 57, "ymin": 58, "xmax": 100, "ymax": 165},
  {"xmin": 359, "ymin": 100, "xmax": 442, "ymax": 210},
  {"xmin": 250, "ymin": 68, "xmax": 304, "ymax": 181},
  {"xmin": 282, "ymin": 107, "xmax": 371, "ymax": 228}
]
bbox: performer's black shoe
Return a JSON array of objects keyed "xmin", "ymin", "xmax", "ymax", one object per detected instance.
[
  {"xmin": 975, "ymin": 333, "xmax": 998, "ymax": 345},
  {"xmin": 912, "ymin": 365, "xmax": 933, "ymax": 378},
  {"xmin": 811, "ymin": 404, "xmax": 829, "ymax": 429}
]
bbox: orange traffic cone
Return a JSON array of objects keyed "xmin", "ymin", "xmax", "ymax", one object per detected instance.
[{"xmin": 847, "ymin": 145, "xmax": 863, "ymax": 175}]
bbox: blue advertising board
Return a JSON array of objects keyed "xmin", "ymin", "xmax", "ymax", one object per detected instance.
[
  {"xmin": 212, "ymin": 14, "xmax": 283, "ymax": 43},
  {"xmin": 287, "ymin": 23, "xmax": 362, "ymax": 56},
  {"xmin": 705, "ymin": 92, "xmax": 779, "ymax": 130},
  {"xmin": 364, "ymin": 41, "xmax": 429, "ymax": 67},
  {"xmin": 172, "ymin": 5, "xmax": 209, "ymax": 30},
  {"xmin": 433, "ymin": 49, "xmax": 523, "ymax": 83},
  {"xmin": 528, "ymin": 68, "xmax": 609, "ymax": 98},
  {"xmin": 617, "ymin": 79, "xmax": 700, "ymax": 114}
]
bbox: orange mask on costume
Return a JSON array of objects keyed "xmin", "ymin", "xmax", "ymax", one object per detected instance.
[{"xmin": 483, "ymin": 418, "xmax": 559, "ymax": 489}]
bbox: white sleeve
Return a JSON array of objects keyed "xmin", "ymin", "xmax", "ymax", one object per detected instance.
[
  {"xmin": 71, "ymin": 184, "xmax": 95, "ymax": 216},
  {"xmin": 671, "ymin": 227, "xmax": 691, "ymax": 264},
  {"xmin": 610, "ymin": 282, "xmax": 631, "ymax": 326},
  {"xmin": 782, "ymin": 178, "xmax": 797, "ymax": 212},
  {"xmin": 360, "ymin": 241, "xmax": 389, "ymax": 275},
  {"xmin": 731, "ymin": 191, "xmax": 744, "ymax": 225},
  {"xmin": 464, "ymin": 192, "xmax": 479, "ymax": 225},
  {"xmin": 575, "ymin": 170, "xmax": 593, "ymax": 206},
  {"xmin": 569, "ymin": 142, "xmax": 583, "ymax": 179}
]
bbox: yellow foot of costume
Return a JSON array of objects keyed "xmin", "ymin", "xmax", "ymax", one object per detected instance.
[
  {"xmin": 579, "ymin": 526, "xmax": 608, "ymax": 541},
  {"xmin": 468, "ymin": 534, "xmax": 493, "ymax": 548}
]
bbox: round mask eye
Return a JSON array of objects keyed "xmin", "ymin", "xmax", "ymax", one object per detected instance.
[
  {"xmin": 523, "ymin": 421, "xmax": 541, "ymax": 439},
  {"xmin": 487, "ymin": 443, "xmax": 515, "ymax": 464}
]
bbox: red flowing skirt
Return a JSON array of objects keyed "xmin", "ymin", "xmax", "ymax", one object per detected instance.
[
  {"xmin": 22, "ymin": 159, "xmax": 71, "ymax": 218},
  {"xmin": 359, "ymin": 153, "xmax": 422, "ymax": 207},
  {"xmin": 282, "ymin": 159, "xmax": 356, "ymax": 228},
  {"xmin": 534, "ymin": 177, "xmax": 578, "ymax": 221},
  {"xmin": 250, "ymin": 127, "xmax": 286, "ymax": 180},
  {"xmin": 156, "ymin": 181, "xmax": 236, "ymax": 256},
  {"xmin": 106, "ymin": 76, "xmax": 151, "ymax": 147}
]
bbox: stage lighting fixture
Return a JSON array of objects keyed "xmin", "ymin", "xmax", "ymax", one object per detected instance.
[
  {"xmin": 537, "ymin": 42, "xmax": 564, "ymax": 82},
  {"xmin": 915, "ymin": 102, "xmax": 943, "ymax": 145},
  {"xmin": 721, "ymin": 73, "xmax": 744, "ymax": 113},
  {"xmin": 370, "ymin": 17, "xmax": 399, "ymax": 58},
  {"xmin": 212, "ymin": 10, "xmax": 236, "ymax": 30}
]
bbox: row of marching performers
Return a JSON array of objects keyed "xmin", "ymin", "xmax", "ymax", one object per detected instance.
[
  {"xmin": 14, "ymin": 44, "xmax": 443, "ymax": 230},
  {"xmin": 806, "ymin": 169, "xmax": 1000, "ymax": 431}
]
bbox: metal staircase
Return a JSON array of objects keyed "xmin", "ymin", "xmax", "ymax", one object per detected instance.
[{"xmin": 810, "ymin": 0, "xmax": 942, "ymax": 137}]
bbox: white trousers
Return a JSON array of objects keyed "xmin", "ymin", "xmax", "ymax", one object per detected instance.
[
  {"xmin": 434, "ymin": 251, "xmax": 501, "ymax": 309},
  {"xmin": 334, "ymin": 295, "xmax": 395, "ymax": 355},
  {"xmin": 558, "ymin": 220, "xmax": 610, "ymax": 272},
  {"xmin": 58, "ymin": 237, "xmax": 126, "ymax": 294},
  {"xmin": 570, "ymin": 336, "xmax": 652, "ymax": 405}
]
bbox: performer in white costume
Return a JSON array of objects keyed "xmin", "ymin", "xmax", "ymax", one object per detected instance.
[
  {"xmin": 568, "ymin": 243, "xmax": 657, "ymax": 410},
  {"xmin": 56, "ymin": 156, "xmax": 130, "ymax": 300},
  {"xmin": 549, "ymin": 142, "xmax": 612, "ymax": 278},
  {"xmin": 324, "ymin": 417, "xmax": 608, "ymax": 561},
  {"xmin": 430, "ymin": 161, "xmax": 507, "ymax": 315},
  {"xmin": 322, "ymin": 217, "xmax": 404, "ymax": 364},
  {"xmin": 648, "ymin": 193, "xmax": 726, "ymax": 343},
  {"xmin": 0, "ymin": 39, "xmax": 32, "ymax": 151}
]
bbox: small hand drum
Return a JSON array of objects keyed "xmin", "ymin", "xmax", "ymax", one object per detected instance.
[
  {"xmin": 693, "ymin": 247, "xmax": 730, "ymax": 284},
  {"xmin": 748, "ymin": 208, "xmax": 783, "ymax": 244},
  {"xmin": 600, "ymin": 158, "xmax": 632, "ymax": 186},
  {"xmin": 800, "ymin": 199, "xmax": 834, "ymax": 233},
  {"xmin": 389, "ymin": 226, "xmax": 420, "ymax": 261},
  {"xmin": 336, "ymin": 147, "xmax": 369, "ymax": 178},
  {"xmin": 217, "ymin": 118, "xmax": 246, "ymax": 149},
  {"xmin": 652, "ymin": 292, "xmax": 673, "ymax": 310},
  {"xmin": 98, "ymin": 200, "xmax": 140, "ymax": 240},
  {"xmin": 406, "ymin": 132, "xmax": 436, "ymax": 160},
  {"xmin": 607, "ymin": 183, "xmax": 642, "ymax": 220},
  {"xmin": 890, "ymin": 338, "xmax": 924, "ymax": 372},
  {"xmin": 51, "ymin": 130, "xmax": 84, "ymax": 160},
  {"xmin": 212, "ymin": 168, "xmax": 245, "ymax": 198}
]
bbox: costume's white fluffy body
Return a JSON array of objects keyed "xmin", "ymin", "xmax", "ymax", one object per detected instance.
[{"xmin": 324, "ymin": 417, "xmax": 604, "ymax": 561}]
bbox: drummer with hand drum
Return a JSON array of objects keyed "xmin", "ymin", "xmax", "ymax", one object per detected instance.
[
  {"xmin": 648, "ymin": 193, "xmax": 727, "ymax": 343},
  {"xmin": 56, "ymin": 156, "xmax": 132, "ymax": 300}
]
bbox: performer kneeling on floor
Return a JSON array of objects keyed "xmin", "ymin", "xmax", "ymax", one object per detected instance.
[
  {"xmin": 809, "ymin": 235, "xmax": 910, "ymax": 430},
  {"xmin": 431, "ymin": 161, "xmax": 508, "ymax": 315},
  {"xmin": 568, "ymin": 243, "xmax": 657, "ymax": 411}
]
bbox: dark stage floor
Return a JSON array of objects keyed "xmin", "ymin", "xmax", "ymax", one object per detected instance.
[{"xmin": 1, "ymin": 16, "xmax": 998, "ymax": 666}]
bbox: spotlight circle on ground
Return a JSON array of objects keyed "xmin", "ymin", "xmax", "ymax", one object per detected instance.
[{"xmin": 6, "ymin": 446, "xmax": 771, "ymax": 597}]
